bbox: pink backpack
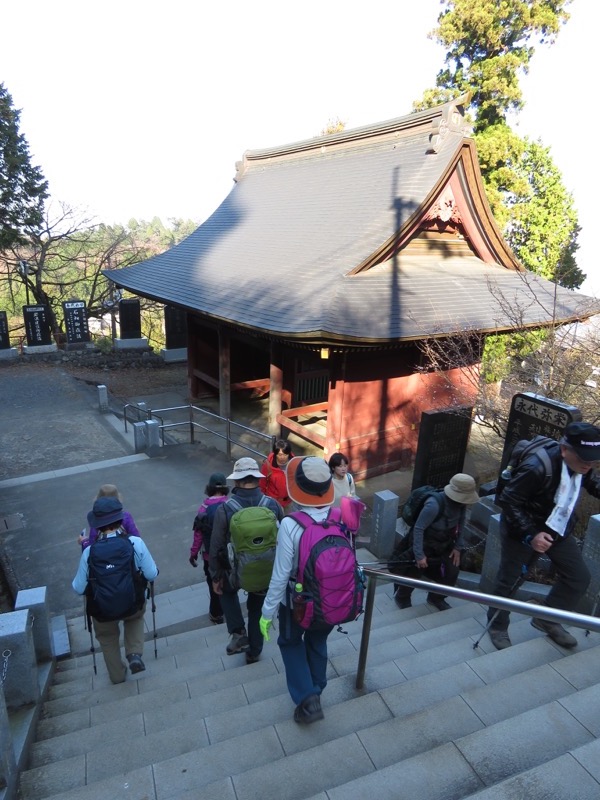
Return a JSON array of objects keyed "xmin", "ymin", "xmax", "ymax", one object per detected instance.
[{"xmin": 291, "ymin": 509, "xmax": 365, "ymax": 631}]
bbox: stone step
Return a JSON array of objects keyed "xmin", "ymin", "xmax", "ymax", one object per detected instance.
[{"xmin": 18, "ymin": 583, "xmax": 600, "ymax": 800}]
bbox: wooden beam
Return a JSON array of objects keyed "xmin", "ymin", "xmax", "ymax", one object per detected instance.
[
  {"xmin": 280, "ymin": 401, "xmax": 328, "ymax": 419},
  {"xmin": 276, "ymin": 414, "xmax": 326, "ymax": 448}
]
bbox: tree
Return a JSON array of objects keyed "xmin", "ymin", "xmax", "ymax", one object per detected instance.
[
  {"xmin": 0, "ymin": 83, "xmax": 48, "ymax": 251},
  {"xmin": 0, "ymin": 206, "xmax": 197, "ymax": 348},
  {"xmin": 415, "ymin": 1, "xmax": 581, "ymax": 288}
]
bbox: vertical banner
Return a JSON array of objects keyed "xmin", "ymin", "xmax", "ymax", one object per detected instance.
[
  {"xmin": 63, "ymin": 301, "xmax": 90, "ymax": 344},
  {"xmin": 23, "ymin": 305, "xmax": 52, "ymax": 346},
  {"xmin": 0, "ymin": 311, "xmax": 10, "ymax": 350}
]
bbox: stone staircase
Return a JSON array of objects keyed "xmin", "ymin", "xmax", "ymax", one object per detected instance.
[{"xmin": 16, "ymin": 580, "xmax": 600, "ymax": 800}]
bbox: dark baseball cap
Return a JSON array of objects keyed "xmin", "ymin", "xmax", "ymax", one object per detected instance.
[{"xmin": 563, "ymin": 422, "xmax": 600, "ymax": 462}]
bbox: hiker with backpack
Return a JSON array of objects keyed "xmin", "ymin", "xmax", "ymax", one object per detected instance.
[
  {"xmin": 328, "ymin": 452, "xmax": 357, "ymax": 508},
  {"xmin": 487, "ymin": 421, "xmax": 600, "ymax": 651},
  {"xmin": 388, "ymin": 474, "xmax": 479, "ymax": 611},
  {"xmin": 72, "ymin": 496, "xmax": 159, "ymax": 684},
  {"xmin": 189, "ymin": 472, "xmax": 229, "ymax": 625},
  {"xmin": 260, "ymin": 456, "xmax": 365, "ymax": 725},
  {"xmin": 78, "ymin": 483, "xmax": 140, "ymax": 550},
  {"xmin": 209, "ymin": 457, "xmax": 283, "ymax": 664},
  {"xmin": 259, "ymin": 438, "xmax": 295, "ymax": 511}
]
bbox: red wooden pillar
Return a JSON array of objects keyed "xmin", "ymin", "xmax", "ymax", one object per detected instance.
[
  {"xmin": 268, "ymin": 343, "xmax": 283, "ymax": 437},
  {"xmin": 324, "ymin": 353, "xmax": 344, "ymax": 460}
]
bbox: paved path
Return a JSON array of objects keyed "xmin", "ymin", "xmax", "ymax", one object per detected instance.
[{"xmin": 0, "ymin": 365, "xmax": 409, "ymax": 618}]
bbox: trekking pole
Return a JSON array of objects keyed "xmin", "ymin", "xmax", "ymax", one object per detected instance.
[
  {"xmin": 84, "ymin": 599, "xmax": 97, "ymax": 675},
  {"xmin": 149, "ymin": 582, "xmax": 157, "ymax": 659},
  {"xmin": 473, "ymin": 553, "xmax": 539, "ymax": 650}
]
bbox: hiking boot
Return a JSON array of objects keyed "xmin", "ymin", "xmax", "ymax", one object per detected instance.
[
  {"xmin": 293, "ymin": 694, "xmax": 324, "ymax": 724},
  {"xmin": 226, "ymin": 629, "xmax": 250, "ymax": 655},
  {"xmin": 126, "ymin": 654, "xmax": 146, "ymax": 674},
  {"xmin": 394, "ymin": 595, "xmax": 412, "ymax": 610},
  {"xmin": 427, "ymin": 594, "xmax": 451, "ymax": 611},
  {"xmin": 245, "ymin": 652, "xmax": 261, "ymax": 665},
  {"xmin": 531, "ymin": 618, "xmax": 577, "ymax": 648},
  {"xmin": 489, "ymin": 629, "xmax": 512, "ymax": 650},
  {"xmin": 210, "ymin": 614, "xmax": 224, "ymax": 625}
]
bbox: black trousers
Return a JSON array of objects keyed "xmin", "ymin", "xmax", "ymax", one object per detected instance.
[
  {"xmin": 394, "ymin": 554, "xmax": 460, "ymax": 602},
  {"xmin": 487, "ymin": 521, "xmax": 590, "ymax": 631}
]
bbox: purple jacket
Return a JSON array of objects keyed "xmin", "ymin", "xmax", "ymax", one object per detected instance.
[{"xmin": 81, "ymin": 510, "xmax": 140, "ymax": 550}]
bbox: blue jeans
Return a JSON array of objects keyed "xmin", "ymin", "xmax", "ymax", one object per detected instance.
[
  {"xmin": 220, "ymin": 588, "xmax": 264, "ymax": 657},
  {"xmin": 277, "ymin": 602, "xmax": 332, "ymax": 705}
]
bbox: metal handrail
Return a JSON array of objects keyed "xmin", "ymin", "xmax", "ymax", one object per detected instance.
[
  {"xmin": 122, "ymin": 402, "xmax": 275, "ymax": 458},
  {"xmin": 355, "ymin": 567, "xmax": 600, "ymax": 690}
]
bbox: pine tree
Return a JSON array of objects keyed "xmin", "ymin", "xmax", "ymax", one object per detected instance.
[{"xmin": 0, "ymin": 83, "xmax": 48, "ymax": 251}]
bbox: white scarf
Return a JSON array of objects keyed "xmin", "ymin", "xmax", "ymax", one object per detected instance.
[{"xmin": 546, "ymin": 461, "xmax": 581, "ymax": 537}]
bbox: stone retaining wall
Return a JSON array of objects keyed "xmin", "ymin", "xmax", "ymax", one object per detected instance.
[{"xmin": 0, "ymin": 347, "xmax": 167, "ymax": 370}]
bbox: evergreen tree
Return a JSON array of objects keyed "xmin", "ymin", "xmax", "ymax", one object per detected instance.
[
  {"xmin": 0, "ymin": 83, "xmax": 48, "ymax": 251},
  {"xmin": 416, "ymin": 0, "xmax": 581, "ymax": 288}
]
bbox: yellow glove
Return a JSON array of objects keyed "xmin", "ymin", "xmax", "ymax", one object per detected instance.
[{"xmin": 259, "ymin": 616, "xmax": 273, "ymax": 642}]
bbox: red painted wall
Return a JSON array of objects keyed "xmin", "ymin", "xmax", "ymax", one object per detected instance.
[{"xmin": 325, "ymin": 348, "xmax": 478, "ymax": 479}]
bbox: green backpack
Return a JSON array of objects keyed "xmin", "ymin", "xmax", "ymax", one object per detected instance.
[{"xmin": 226, "ymin": 496, "xmax": 279, "ymax": 592}]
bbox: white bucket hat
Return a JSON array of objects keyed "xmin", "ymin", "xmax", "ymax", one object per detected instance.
[
  {"xmin": 227, "ymin": 457, "xmax": 263, "ymax": 480},
  {"xmin": 444, "ymin": 473, "xmax": 479, "ymax": 505}
]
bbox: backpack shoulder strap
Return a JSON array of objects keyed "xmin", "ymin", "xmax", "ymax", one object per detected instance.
[{"xmin": 433, "ymin": 491, "xmax": 445, "ymax": 521}]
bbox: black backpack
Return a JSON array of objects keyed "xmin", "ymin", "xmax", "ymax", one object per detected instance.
[
  {"xmin": 401, "ymin": 485, "xmax": 445, "ymax": 527},
  {"xmin": 388, "ymin": 487, "xmax": 445, "ymax": 571},
  {"xmin": 86, "ymin": 532, "xmax": 147, "ymax": 622},
  {"xmin": 193, "ymin": 502, "xmax": 220, "ymax": 555},
  {"xmin": 496, "ymin": 435, "xmax": 555, "ymax": 499}
]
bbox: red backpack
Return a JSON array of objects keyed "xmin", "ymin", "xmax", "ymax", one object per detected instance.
[{"xmin": 291, "ymin": 509, "xmax": 365, "ymax": 631}]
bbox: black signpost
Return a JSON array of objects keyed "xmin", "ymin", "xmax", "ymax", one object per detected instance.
[
  {"xmin": 23, "ymin": 305, "xmax": 52, "ymax": 347},
  {"xmin": 0, "ymin": 311, "xmax": 10, "ymax": 350},
  {"xmin": 411, "ymin": 406, "xmax": 473, "ymax": 491},
  {"xmin": 499, "ymin": 392, "xmax": 582, "ymax": 473},
  {"xmin": 63, "ymin": 301, "xmax": 90, "ymax": 345},
  {"xmin": 118, "ymin": 298, "xmax": 142, "ymax": 340},
  {"xmin": 164, "ymin": 306, "xmax": 187, "ymax": 350}
]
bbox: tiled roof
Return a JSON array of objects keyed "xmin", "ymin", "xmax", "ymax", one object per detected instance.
[{"xmin": 104, "ymin": 99, "xmax": 600, "ymax": 344}]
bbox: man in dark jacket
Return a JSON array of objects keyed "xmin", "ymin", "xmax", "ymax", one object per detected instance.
[
  {"xmin": 488, "ymin": 421, "xmax": 600, "ymax": 650},
  {"xmin": 209, "ymin": 457, "xmax": 283, "ymax": 663}
]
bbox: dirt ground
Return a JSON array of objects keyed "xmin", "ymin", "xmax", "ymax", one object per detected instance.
[{"xmin": 60, "ymin": 361, "xmax": 190, "ymax": 402}]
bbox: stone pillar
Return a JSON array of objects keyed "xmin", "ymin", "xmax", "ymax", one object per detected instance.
[
  {"xmin": 133, "ymin": 421, "xmax": 146, "ymax": 453},
  {"xmin": 0, "ymin": 684, "xmax": 16, "ymax": 796},
  {"xmin": 14, "ymin": 587, "xmax": 53, "ymax": 662},
  {"xmin": 0, "ymin": 609, "xmax": 39, "ymax": 710},
  {"xmin": 578, "ymin": 514, "xmax": 600, "ymax": 615},
  {"xmin": 97, "ymin": 384, "xmax": 109, "ymax": 413},
  {"xmin": 145, "ymin": 419, "xmax": 161, "ymax": 456},
  {"xmin": 370, "ymin": 490, "xmax": 400, "ymax": 559},
  {"xmin": 478, "ymin": 513, "xmax": 502, "ymax": 595}
]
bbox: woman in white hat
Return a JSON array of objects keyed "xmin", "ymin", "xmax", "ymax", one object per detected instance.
[{"xmin": 390, "ymin": 473, "xmax": 479, "ymax": 611}]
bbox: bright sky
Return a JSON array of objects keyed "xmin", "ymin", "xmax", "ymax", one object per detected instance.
[{"xmin": 1, "ymin": 1, "xmax": 597, "ymax": 295}]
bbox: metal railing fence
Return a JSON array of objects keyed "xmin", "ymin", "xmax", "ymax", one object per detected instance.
[
  {"xmin": 355, "ymin": 568, "xmax": 600, "ymax": 690},
  {"xmin": 123, "ymin": 402, "xmax": 275, "ymax": 459}
]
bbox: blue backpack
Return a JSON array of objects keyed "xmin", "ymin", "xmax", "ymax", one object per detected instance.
[{"xmin": 86, "ymin": 533, "xmax": 147, "ymax": 622}]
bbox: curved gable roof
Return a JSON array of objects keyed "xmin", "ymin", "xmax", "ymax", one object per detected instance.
[{"xmin": 105, "ymin": 98, "xmax": 599, "ymax": 345}]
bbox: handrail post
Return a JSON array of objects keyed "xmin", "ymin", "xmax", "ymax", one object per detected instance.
[
  {"xmin": 226, "ymin": 418, "xmax": 232, "ymax": 460},
  {"xmin": 189, "ymin": 404, "xmax": 194, "ymax": 443},
  {"xmin": 356, "ymin": 574, "xmax": 378, "ymax": 690}
]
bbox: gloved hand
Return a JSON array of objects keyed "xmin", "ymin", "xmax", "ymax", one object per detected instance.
[
  {"xmin": 259, "ymin": 616, "xmax": 273, "ymax": 642},
  {"xmin": 189, "ymin": 555, "xmax": 198, "ymax": 567}
]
